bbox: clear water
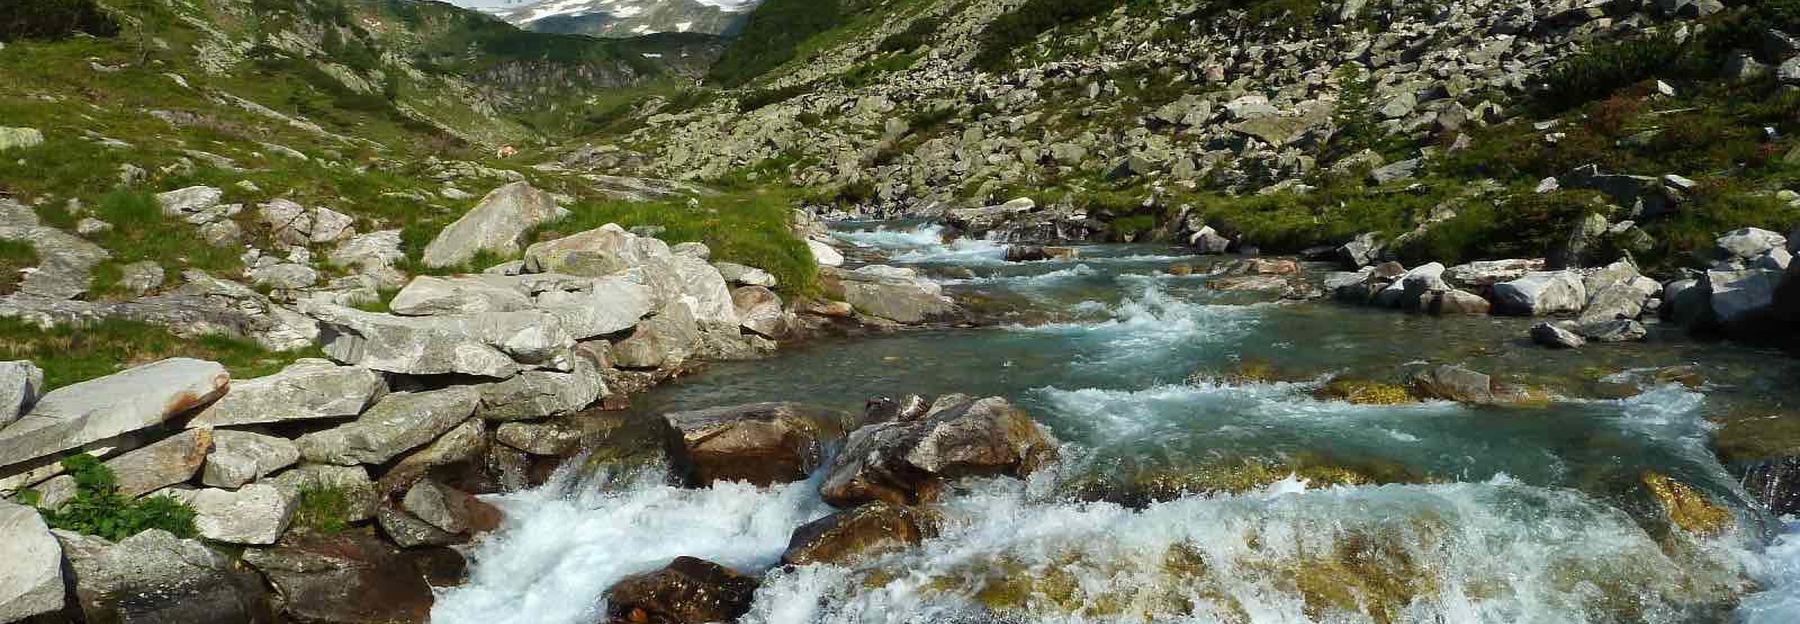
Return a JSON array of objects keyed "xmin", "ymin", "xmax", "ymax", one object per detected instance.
[{"xmin": 437, "ymin": 223, "xmax": 1800, "ymax": 624}]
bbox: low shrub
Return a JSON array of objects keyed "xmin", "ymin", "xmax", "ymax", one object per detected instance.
[{"xmin": 34, "ymin": 455, "xmax": 197, "ymax": 541}]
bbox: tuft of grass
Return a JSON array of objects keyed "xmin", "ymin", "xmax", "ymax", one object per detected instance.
[
  {"xmin": 291, "ymin": 485, "xmax": 353, "ymax": 535},
  {"xmin": 0, "ymin": 318, "xmax": 307, "ymax": 389},
  {"xmin": 35, "ymin": 455, "xmax": 197, "ymax": 541},
  {"xmin": 0, "ymin": 239, "xmax": 38, "ymax": 296}
]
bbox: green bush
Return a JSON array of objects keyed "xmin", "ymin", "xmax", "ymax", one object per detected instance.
[
  {"xmin": 738, "ymin": 82, "xmax": 813, "ymax": 112},
  {"xmin": 36, "ymin": 455, "xmax": 197, "ymax": 541},
  {"xmin": 974, "ymin": 0, "xmax": 1131, "ymax": 71},
  {"xmin": 878, "ymin": 15, "xmax": 939, "ymax": 53},
  {"xmin": 1536, "ymin": 35, "xmax": 1685, "ymax": 114},
  {"xmin": 708, "ymin": 0, "xmax": 849, "ymax": 87}
]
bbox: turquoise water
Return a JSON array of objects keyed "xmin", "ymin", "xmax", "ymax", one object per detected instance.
[{"xmin": 439, "ymin": 223, "xmax": 1800, "ymax": 624}]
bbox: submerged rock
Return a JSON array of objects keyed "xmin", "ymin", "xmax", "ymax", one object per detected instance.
[
  {"xmin": 663, "ymin": 402, "xmax": 835, "ymax": 486},
  {"xmin": 603, "ymin": 556, "xmax": 760, "ymax": 624},
  {"xmin": 781, "ymin": 501, "xmax": 934, "ymax": 566},
  {"xmin": 1531, "ymin": 321, "xmax": 1587, "ymax": 349},
  {"xmin": 1642, "ymin": 471, "xmax": 1733, "ymax": 536}
]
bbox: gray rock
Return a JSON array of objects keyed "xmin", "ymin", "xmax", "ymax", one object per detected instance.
[
  {"xmin": 422, "ymin": 182, "xmax": 567, "ymax": 268},
  {"xmin": 1430, "ymin": 289, "xmax": 1492, "ymax": 315},
  {"xmin": 399, "ymin": 480, "xmax": 499, "ymax": 539},
  {"xmin": 0, "ymin": 360, "xmax": 43, "ymax": 429},
  {"xmin": 1338, "ymin": 232, "xmax": 1384, "ymax": 268},
  {"xmin": 189, "ymin": 359, "xmax": 386, "ymax": 428},
  {"xmin": 155, "ymin": 186, "xmax": 225, "ymax": 222},
  {"xmin": 673, "ymin": 254, "xmax": 740, "ymax": 329},
  {"xmin": 715, "ymin": 262, "xmax": 777, "ymax": 287},
  {"xmin": 202, "ymin": 430, "xmax": 300, "ymax": 489},
  {"xmin": 1493, "ymin": 271, "xmax": 1587, "ymax": 316},
  {"xmin": 267, "ymin": 464, "xmax": 377, "ymax": 522},
  {"xmin": 533, "ymin": 276, "xmax": 656, "ymax": 340},
  {"xmin": 0, "ymin": 500, "xmax": 63, "ymax": 622},
  {"xmin": 1368, "ymin": 158, "xmax": 1422, "ymax": 184},
  {"xmin": 167, "ymin": 483, "xmax": 297, "ymax": 545},
  {"xmin": 733, "ymin": 285, "xmax": 787, "ymax": 339},
  {"xmin": 248, "ymin": 263, "xmax": 319, "ymax": 290},
  {"xmin": 821, "ymin": 396, "xmax": 1058, "ymax": 508},
  {"xmin": 0, "ymin": 127, "xmax": 44, "ymax": 151},
  {"xmin": 612, "ymin": 301, "xmax": 703, "ymax": 370},
  {"xmin": 1706, "ymin": 268, "xmax": 1785, "ymax": 324},
  {"xmin": 477, "ymin": 362, "xmax": 604, "ymax": 422},
  {"xmin": 36, "ymin": 428, "xmax": 212, "ymax": 508},
  {"xmin": 522, "ymin": 223, "xmax": 657, "ymax": 277},
  {"xmin": 1409, "ymin": 365, "xmax": 1495, "ymax": 404},
  {"xmin": 377, "ymin": 504, "xmax": 458, "ymax": 548},
  {"xmin": 390, "ymin": 274, "xmax": 535, "ymax": 316},
  {"xmin": 665, "ymin": 402, "xmax": 834, "ymax": 486},
  {"xmin": 1716, "ymin": 227, "xmax": 1788, "ymax": 260},
  {"xmin": 0, "ymin": 270, "xmax": 320, "ymax": 352},
  {"xmin": 823, "ymin": 265, "xmax": 954, "ymax": 324},
  {"xmin": 330, "ymin": 229, "xmax": 406, "ymax": 276},
  {"xmin": 1189, "ymin": 225, "xmax": 1231, "ymax": 254},
  {"xmin": 808, "ymin": 239, "xmax": 846, "ymax": 267},
  {"xmin": 306, "ymin": 304, "xmax": 574, "ymax": 378},
  {"xmin": 379, "ymin": 419, "xmax": 488, "ymax": 494},
  {"xmin": 75, "ymin": 217, "xmax": 111, "ymax": 236},
  {"xmin": 119, "ymin": 260, "xmax": 165, "ymax": 295},
  {"xmin": 672, "ymin": 241, "xmax": 711, "ymax": 259},
  {"xmin": 1780, "ymin": 56, "xmax": 1800, "ymax": 85},
  {"xmin": 495, "ymin": 421, "xmax": 583, "ymax": 456},
  {"xmin": 1532, "ymin": 322, "xmax": 1586, "ymax": 349},
  {"xmin": 1444, "ymin": 259, "xmax": 1545, "ymax": 290},
  {"xmin": 0, "ymin": 199, "xmax": 111, "ymax": 299},
  {"xmin": 240, "ymin": 533, "xmax": 434, "ymax": 624},
  {"xmin": 57, "ymin": 528, "xmax": 270, "ymax": 622},
  {"xmin": 1575, "ymin": 319, "xmax": 1648, "ymax": 342},
  {"xmin": 295, "ymin": 387, "xmax": 480, "ymax": 465},
  {"xmin": 0, "ymin": 358, "xmax": 228, "ymax": 470}
]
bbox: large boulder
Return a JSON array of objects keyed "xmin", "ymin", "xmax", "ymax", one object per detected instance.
[
  {"xmin": 822, "ymin": 265, "xmax": 955, "ymax": 324},
  {"xmin": 1706, "ymin": 268, "xmax": 1785, "ymax": 324},
  {"xmin": 0, "ymin": 361, "xmax": 43, "ymax": 429},
  {"xmin": 603, "ymin": 557, "xmax": 760, "ymax": 624},
  {"xmin": 1408, "ymin": 365, "xmax": 1496, "ymax": 404},
  {"xmin": 732, "ymin": 285, "xmax": 788, "ymax": 339},
  {"xmin": 188, "ymin": 359, "xmax": 386, "ymax": 428},
  {"xmin": 1444, "ymin": 259, "xmax": 1545, "ymax": 292},
  {"xmin": 307, "ymin": 304, "xmax": 573, "ymax": 378},
  {"xmin": 612, "ymin": 302, "xmax": 704, "ymax": 370},
  {"xmin": 421, "ymin": 182, "xmax": 567, "ymax": 269},
  {"xmin": 1716, "ymin": 227, "xmax": 1788, "ymax": 261},
  {"xmin": 167, "ymin": 483, "xmax": 298, "ymax": 545},
  {"xmin": 663, "ymin": 403, "xmax": 835, "ymax": 486},
  {"xmin": 1492, "ymin": 271, "xmax": 1587, "ymax": 316},
  {"xmin": 57, "ymin": 528, "xmax": 272, "ymax": 623},
  {"xmin": 781, "ymin": 501, "xmax": 933, "ymax": 566},
  {"xmin": 389, "ymin": 275, "xmax": 536, "ymax": 316},
  {"xmin": 1337, "ymin": 232, "xmax": 1383, "ymax": 268},
  {"xmin": 296, "ymin": 387, "xmax": 481, "ymax": 465},
  {"xmin": 1531, "ymin": 321, "xmax": 1587, "ymax": 349},
  {"xmin": 202, "ymin": 430, "xmax": 300, "ymax": 489},
  {"xmin": 0, "ymin": 358, "xmax": 228, "ymax": 469},
  {"xmin": 820, "ymin": 396, "xmax": 1058, "ymax": 508},
  {"xmin": 242, "ymin": 532, "xmax": 435, "ymax": 624},
  {"xmin": 0, "ymin": 501, "xmax": 63, "ymax": 622},
  {"xmin": 534, "ymin": 276, "xmax": 656, "ymax": 340},
  {"xmin": 522, "ymin": 223, "xmax": 667, "ymax": 278},
  {"xmin": 672, "ymin": 254, "xmax": 740, "ymax": 329}
]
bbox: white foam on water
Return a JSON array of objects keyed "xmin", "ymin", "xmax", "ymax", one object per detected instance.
[
  {"xmin": 832, "ymin": 224, "xmax": 949, "ymax": 249},
  {"xmin": 938, "ymin": 264, "xmax": 1099, "ymax": 287},
  {"xmin": 432, "ymin": 465, "xmax": 831, "ymax": 624},
  {"xmin": 1008, "ymin": 282, "xmax": 1258, "ymax": 369},
  {"xmin": 1740, "ymin": 516, "xmax": 1800, "ymax": 623},
  {"xmin": 744, "ymin": 477, "xmax": 1756, "ymax": 623}
]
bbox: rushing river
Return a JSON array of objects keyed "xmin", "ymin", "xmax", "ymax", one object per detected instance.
[{"xmin": 437, "ymin": 224, "xmax": 1800, "ymax": 623}]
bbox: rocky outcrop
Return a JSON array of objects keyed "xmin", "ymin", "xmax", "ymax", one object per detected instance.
[
  {"xmin": 57, "ymin": 528, "xmax": 273, "ymax": 623},
  {"xmin": 820, "ymin": 396, "xmax": 1058, "ymax": 507},
  {"xmin": 307, "ymin": 304, "xmax": 570, "ymax": 378},
  {"xmin": 603, "ymin": 557, "xmax": 760, "ymax": 624},
  {"xmin": 781, "ymin": 500, "xmax": 933, "ymax": 566},
  {"xmin": 0, "ymin": 358, "xmax": 228, "ymax": 469},
  {"xmin": 1493, "ymin": 271, "xmax": 1587, "ymax": 316},
  {"xmin": 167, "ymin": 484, "xmax": 298, "ymax": 545},
  {"xmin": 422, "ymin": 182, "xmax": 568, "ymax": 268},
  {"xmin": 663, "ymin": 403, "xmax": 835, "ymax": 486},
  {"xmin": 821, "ymin": 265, "xmax": 956, "ymax": 324}
]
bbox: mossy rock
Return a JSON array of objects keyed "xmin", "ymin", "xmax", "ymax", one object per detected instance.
[
  {"xmin": 1641, "ymin": 472, "xmax": 1733, "ymax": 536},
  {"xmin": 1708, "ymin": 409, "xmax": 1800, "ymax": 464},
  {"xmin": 1315, "ymin": 379, "xmax": 1416, "ymax": 405}
]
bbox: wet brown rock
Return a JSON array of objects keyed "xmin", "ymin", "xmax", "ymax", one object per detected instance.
[
  {"xmin": 1642, "ymin": 471, "xmax": 1733, "ymax": 536},
  {"xmin": 820, "ymin": 396, "xmax": 1058, "ymax": 508},
  {"xmin": 663, "ymin": 403, "xmax": 836, "ymax": 486},
  {"xmin": 781, "ymin": 501, "xmax": 934, "ymax": 566},
  {"xmin": 603, "ymin": 557, "xmax": 759, "ymax": 624},
  {"xmin": 242, "ymin": 531, "xmax": 435, "ymax": 624},
  {"xmin": 1407, "ymin": 365, "xmax": 1496, "ymax": 404}
]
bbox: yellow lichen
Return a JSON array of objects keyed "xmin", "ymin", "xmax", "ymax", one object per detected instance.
[
  {"xmin": 1641, "ymin": 472, "xmax": 1733, "ymax": 536},
  {"xmin": 1316, "ymin": 379, "xmax": 1416, "ymax": 405}
]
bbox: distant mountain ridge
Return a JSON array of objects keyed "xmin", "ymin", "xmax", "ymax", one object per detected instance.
[{"xmin": 458, "ymin": 0, "xmax": 763, "ymax": 38}]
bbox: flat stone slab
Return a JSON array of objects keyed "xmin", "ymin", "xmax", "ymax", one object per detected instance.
[
  {"xmin": 188, "ymin": 359, "xmax": 386, "ymax": 428},
  {"xmin": 306, "ymin": 303, "xmax": 574, "ymax": 378},
  {"xmin": 0, "ymin": 358, "xmax": 228, "ymax": 470},
  {"xmin": 296, "ymin": 387, "xmax": 481, "ymax": 466},
  {"xmin": 167, "ymin": 483, "xmax": 297, "ymax": 545},
  {"xmin": 202, "ymin": 430, "xmax": 300, "ymax": 489}
]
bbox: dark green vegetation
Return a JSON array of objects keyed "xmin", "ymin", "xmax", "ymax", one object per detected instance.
[
  {"xmin": 974, "ymin": 0, "xmax": 1134, "ymax": 71},
  {"xmin": 707, "ymin": 0, "xmax": 853, "ymax": 86},
  {"xmin": 0, "ymin": 0, "xmax": 119, "ymax": 41},
  {"xmin": 30, "ymin": 455, "xmax": 198, "ymax": 541},
  {"xmin": 291, "ymin": 485, "xmax": 353, "ymax": 535},
  {"xmin": 0, "ymin": 318, "xmax": 304, "ymax": 390},
  {"xmin": 0, "ymin": 240, "xmax": 38, "ymax": 296}
]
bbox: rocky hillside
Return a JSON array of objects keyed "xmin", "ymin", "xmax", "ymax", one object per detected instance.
[{"xmin": 591, "ymin": 0, "xmax": 1797, "ymax": 280}]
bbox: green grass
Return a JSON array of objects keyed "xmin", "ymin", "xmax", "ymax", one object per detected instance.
[
  {"xmin": 535, "ymin": 189, "xmax": 820, "ymax": 296},
  {"xmin": 0, "ymin": 318, "xmax": 307, "ymax": 389},
  {"xmin": 291, "ymin": 485, "xmax": 353, "ymax": 535},
  {"xmin": 30, "ymin": 455, "xmax": 197, "ymax": 541},
  {"xmin": 0, "ymin": 240, "xmax": 38, "ymax": 296}
]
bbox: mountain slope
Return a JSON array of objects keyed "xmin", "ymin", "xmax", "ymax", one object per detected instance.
[{"xmin": 497, "ymin": 0, "xmax": 761, "ymax": 38}]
